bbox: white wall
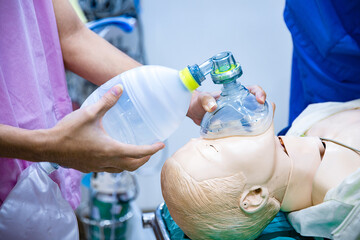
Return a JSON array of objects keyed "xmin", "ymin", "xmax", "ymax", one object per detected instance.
[{"xmin": 135, "ymin": 0, "xmax": 293, "ymax": 211}]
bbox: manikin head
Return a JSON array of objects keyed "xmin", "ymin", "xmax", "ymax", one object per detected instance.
[{"xmin": 161, "ymin": 108, "xmax": 324, "ymax": 240}]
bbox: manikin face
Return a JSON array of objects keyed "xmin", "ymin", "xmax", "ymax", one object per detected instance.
[
  {"xmin": 161, "ymin": 107, "xmax": 324, "ymax": 240},
  {"xmin": 170, "ymin": 124, "xmax": 291, "ymax": 199}
]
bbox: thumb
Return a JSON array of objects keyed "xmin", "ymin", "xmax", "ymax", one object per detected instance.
[{"xmin": 95, "ymin": 84, "xmax": 123, "ymax": 117}]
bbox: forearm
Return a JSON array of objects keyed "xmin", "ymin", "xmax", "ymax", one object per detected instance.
[
  {"xmin": 61, "ymin": 26, "xmax": 141, "ymax": 85},
  {"xmin": 53, "ymin": 0, "xmax": 141, "ymax": 86},
  {"xmin": 1, "ymin": 85, "xmax": 165, "ymax": 172},
  {"xmin": 0, "ymin": 124, "xmax": 47, "ymax": 162}
]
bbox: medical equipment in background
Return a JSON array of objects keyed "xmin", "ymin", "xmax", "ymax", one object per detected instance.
[
  {"xmin": 200, "ymin": 52, "xmax": 273, "ymax": 138},
  {"xmin": 78, "ymin": 172, "xmax": 137, "ymax": 240},
  {"xmin": 142, "ymin": 203, "xmax": 170, "ymax": 240},
  {"xmin": 79, "ymin": 0, "xmax": 138, "ymax": 21},
  {"xmin": 79, "ymin": 0, "xmax": 147, "ymax": 64}
]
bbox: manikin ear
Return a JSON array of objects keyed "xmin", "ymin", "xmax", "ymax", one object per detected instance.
[{"xmin": 239, "ymin": 186, "xmax": 269, "ymax": 214}]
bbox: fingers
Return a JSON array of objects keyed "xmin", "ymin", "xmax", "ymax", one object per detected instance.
[
  {"xmin": 211, "ymin": 91, "xmax": 221, "ymax": 100},
  {"xmin": 123, "ymin": 155, "xmax": 152, "ymax": 172},
  {"xmin": 246, "ymin": 85, "xmax": 266, "ymax": 104},
  {"xmin": 101, "ymin": 142, "xmax": 164, "ymax": 172},
  {"xmin": 121, "ymin": 142, "xmax": 165, "ymax": 158},
  {"xmin": 200, "ymin": 92, "xmax": 217, "ymax": 112},
  {"xmin": 187, "ymin": 90, "xmax": 220, "ymax": 126},
  {"xmin": 93, "ymin": 84, "xmax": 124, "ymax": 117},
  {"xmin": 106, "ymin": 155, "xmax": 151, "ymax": 172},
  {"xmin": 120, "ymin": 142, "xmax": 164, "ymax": 171}
]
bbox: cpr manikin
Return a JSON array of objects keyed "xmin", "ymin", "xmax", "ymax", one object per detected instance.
[{"xmin": 161, "ymin": 100, "xmax": 360, "ymax": 240}]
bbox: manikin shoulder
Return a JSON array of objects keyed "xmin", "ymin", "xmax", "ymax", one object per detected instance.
[{"xmin": 306, "ymin": 109, "xmax": 360, "ymax": 149}]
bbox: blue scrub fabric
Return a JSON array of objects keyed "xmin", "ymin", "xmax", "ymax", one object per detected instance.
[
  {"xmin": 256, "ymin": 212, "xmax": 315, "ymax": 240},
  {"xmin": 284, "ymin": 0, "xmax": 360, "ymax": 124}
]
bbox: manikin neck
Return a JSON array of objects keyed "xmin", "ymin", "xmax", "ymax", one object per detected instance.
[{"xmin": 280, "ymin": 136, "xmax": 323, "ymax": 212}]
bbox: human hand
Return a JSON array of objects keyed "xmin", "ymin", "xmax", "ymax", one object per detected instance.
[
  {"xmin": 186, "ymin": 85, "xmax": 267, "ymax": 125},
  {"xmin": 246, "ymin": 85, "xmax": 267, "ymax": 104},
  {"xmin": 186, "ymin": 90, "xmax": 220, "ymax": 125},
  {"xmin": 43, "ymin": 84, "xmax": 165, "ymax": 173}
]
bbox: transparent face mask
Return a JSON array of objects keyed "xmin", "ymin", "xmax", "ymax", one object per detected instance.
[
  {"xmin": 201, "ymin": 83, "xmax": 273, "ymax": 138},
  {"xmin": 188, "ymin": 52, "xmax": 273, "ymax": 139}
]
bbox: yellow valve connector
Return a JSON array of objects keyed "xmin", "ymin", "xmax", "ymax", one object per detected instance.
[{"xmin": 179, "ymin": 67, "xmax": 199, "ymax": 92}]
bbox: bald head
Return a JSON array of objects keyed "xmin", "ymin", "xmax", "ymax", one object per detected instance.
[{"xmin": 161, "ymin": 135, "xmax": 281, "ymax": 240}]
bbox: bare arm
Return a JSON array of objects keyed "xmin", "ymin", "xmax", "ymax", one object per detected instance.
[
  {"xmin": 0, "ymin": 85, "xmax": 165, "ymax": 173},
  {"xmin": 52, "ymin": 0, "xmax": 141, "ymax": 85},
  {"xmin": 0, "ymin": 125, "xmax": 45, "ymax": 162}
]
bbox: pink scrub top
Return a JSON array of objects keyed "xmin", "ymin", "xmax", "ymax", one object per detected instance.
[{"xmin": 0, "ymin": 1, "xmax": 81, "ymax": 209}]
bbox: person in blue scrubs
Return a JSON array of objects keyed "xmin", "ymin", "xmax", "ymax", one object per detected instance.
[
  {"xmin": 285, "ymin": 0, "xmax": 360, "ymax": 126},
  {"xmin": 268, "ymin": 1, "xmax": 360, "ymax": 239}
]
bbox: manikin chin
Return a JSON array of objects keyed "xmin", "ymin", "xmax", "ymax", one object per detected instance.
[{"xmin": 161, "ymin": 107, "xmax": 360, "ymax": 240}]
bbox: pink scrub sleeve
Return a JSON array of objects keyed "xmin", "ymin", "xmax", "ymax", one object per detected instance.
[{"xmin": 0, "ymin": 0, "xmax": 81, "ymax": 209}]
